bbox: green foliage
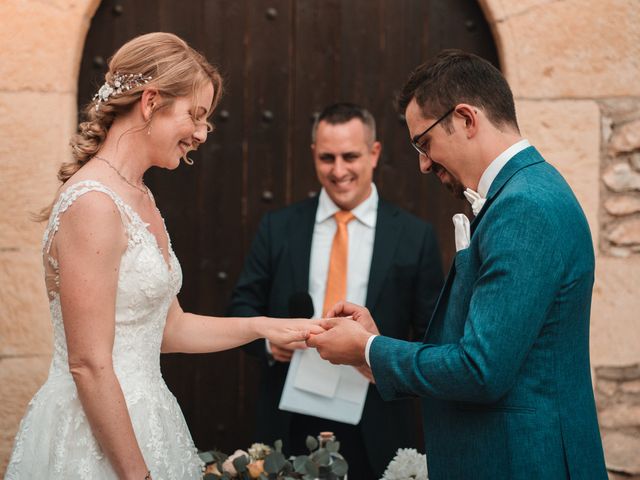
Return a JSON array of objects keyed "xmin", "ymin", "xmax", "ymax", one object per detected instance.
[
  {"xmin": 233, "ymin": 454, "xmax": 249, "ymax": 473},
  {"xmin": 330, "ymin": 457, "xmax": 348, "ymax": 477},
  {"xmin": 199, "ymin": 434, "xmax": 347, "ymax": 479},
  {"xmin": 264, "ymin": 451, "xmax": 287, "ymax": 473},
  {"xmin": 305, "ymin": 435, "xmax": 318, "ymax": 452}
]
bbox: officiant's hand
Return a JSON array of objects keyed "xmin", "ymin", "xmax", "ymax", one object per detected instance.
[
  {"xmin": 306, "ymin": 317, "xmax": 371, "ymax": 366},
  {"xmin": 269, "ymin": 341, "xmax": 307, "ymax": 363},
  {"xmin": 326, "ymin": 302, "xmax": 380, "ymax": 336},
  {"xmin": 356, "ymin": 364, "xmax": 375, "ymax": 384}
]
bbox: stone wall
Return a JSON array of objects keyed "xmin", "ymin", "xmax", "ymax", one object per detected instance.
[
  {"xmin": 1, "ymin": 0, "xmax": 639, "ymax": 476},
  {"xmin": 0, "ymin": 0, "xmax": 100, "ymax": 473},
  {"xmin": 601, "ymin": 100, "xmax": 640, "ymax": 257}
]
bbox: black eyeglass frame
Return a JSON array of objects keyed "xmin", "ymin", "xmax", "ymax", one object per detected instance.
[{"xmin": 411, "ymin": 106, "xmax": 456, "ymax": 156}]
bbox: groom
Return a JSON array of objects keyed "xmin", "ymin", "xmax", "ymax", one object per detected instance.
[{"xmin": 308, "ymin": 50, "xmax": 608, "ymax": 479}]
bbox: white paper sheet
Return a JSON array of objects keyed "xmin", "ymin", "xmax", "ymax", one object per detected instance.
[
  {"xmin": 294, "ymin": 348, "xmax": 340, "ymax": 398},
  {"xmin": 279, "ymin": 349, "xmax": 370, "ymax": 425}
]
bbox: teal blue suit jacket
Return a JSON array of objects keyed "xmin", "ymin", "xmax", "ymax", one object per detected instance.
[{"xmin": 371, "ymin": 147, "xmax": 607, "ymax": 479}]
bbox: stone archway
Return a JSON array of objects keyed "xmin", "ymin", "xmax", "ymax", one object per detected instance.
[{"xmin": 2, "ymin": 0, "xmax": 639, "ymax": 475}]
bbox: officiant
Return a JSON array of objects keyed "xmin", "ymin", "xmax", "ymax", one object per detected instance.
[{"xmin": 227, "ymin": 102, "xmax": 444, "ymax": 479}]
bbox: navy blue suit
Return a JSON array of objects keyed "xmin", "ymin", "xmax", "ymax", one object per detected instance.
[{"xmin": 228, "ymin": 195, "xmax": 443, "ymax": 477}]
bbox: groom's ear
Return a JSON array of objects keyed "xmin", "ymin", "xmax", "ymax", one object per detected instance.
[{"xmin": 454, "ymin": 104, "xmax": 479, "ymax": 139}]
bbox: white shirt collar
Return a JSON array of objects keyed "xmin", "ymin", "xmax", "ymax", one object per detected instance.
[
  {"xmin": 316, "ymin": 183, "xmax": 378, "ymax": 228},
  {"xmin": 477, "ymin": 139, "xmax": 531, "ymax": 198}
]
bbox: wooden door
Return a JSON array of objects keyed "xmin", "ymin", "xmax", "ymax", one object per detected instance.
[{"xmin": 78, "ymin": 0, "xmax": 499, "ymax": 453}]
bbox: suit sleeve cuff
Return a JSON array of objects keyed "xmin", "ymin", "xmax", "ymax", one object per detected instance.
[{"xmin": 365, "ymin": 335, "xmax": 378, "ymax": 366}]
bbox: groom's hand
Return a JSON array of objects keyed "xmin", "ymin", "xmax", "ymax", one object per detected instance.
[
  {"xmin": 326, "ymin": 301, "xmax": 380, "ymax": 336},
  {"xmin": 306, "ymin": 317, "xmax": 371, "ymax": 366}
]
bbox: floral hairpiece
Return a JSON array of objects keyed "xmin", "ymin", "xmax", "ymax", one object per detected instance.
[{"xmin": 93, "ymin": 72, "xmax": 153, "ymax": 111}]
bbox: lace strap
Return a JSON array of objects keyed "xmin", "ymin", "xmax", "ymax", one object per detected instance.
[{"xmin": 42, "ymin": 180, "xmax": 134, "ymax": 255}]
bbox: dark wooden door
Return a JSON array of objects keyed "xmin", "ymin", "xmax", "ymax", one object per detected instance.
[{"xmin": 78, "ymin": 0, "xmax": 498, "ymax": 454}]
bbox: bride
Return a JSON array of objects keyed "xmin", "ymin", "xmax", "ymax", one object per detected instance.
[{"xmin": 5, "ymin": 32, "xmax": 322, "ymax": 479}]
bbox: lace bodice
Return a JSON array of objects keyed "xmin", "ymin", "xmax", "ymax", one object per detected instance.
[
  {"xmin": 6, "ymin": 180, "xmax": 203, "ymax": 479},
  {"xmin": 42, "ymin": 180, "xmax": 182, "ymax": 381}
]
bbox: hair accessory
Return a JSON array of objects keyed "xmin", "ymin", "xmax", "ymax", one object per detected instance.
[{"xmin": 93, "ymin": 72, "xmax": 152, "ymax": 111}]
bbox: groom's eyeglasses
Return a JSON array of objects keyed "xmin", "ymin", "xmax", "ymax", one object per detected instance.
[{"xmin": 411, "ymin": 107, "xmax": 456, "ymax": 157}]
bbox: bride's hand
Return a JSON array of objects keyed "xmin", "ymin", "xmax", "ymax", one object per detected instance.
[{"xmin": 258, "ymin": 317, "xmax": 325, "ymax": 346}]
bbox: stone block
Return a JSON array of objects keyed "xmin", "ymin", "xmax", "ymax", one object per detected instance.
[
  {"xmin": 600, "ymin": 99, "xmax": 640, "ymax": 126},
  {"xmin": 515, "ymin": 100, "xmax": 600, "ymax": 245},
  {"xmin": 0, "ymin": 0, "xmax": 97, "ymax": 93},
  {"xmin": 599, "ymin": 403, "xmax": 640, "ymax": 428},
  {"xmin": 0, "ymin": 250, "xmax": 53, "ymax": 357},
  {"xmin": 631, "ymin": 153, "xmax": 640, "ymax": 171},
  {"xmin": 597, "ymin": 378, "xmax": 620, "ymax": 398},
  {"xmin": 610, "ymin": 120, "xmax": 640, "ymax": 155},
  {"xmin": 621, "ymin": 380, "xmax": 640, "ymax": 395},
  {"xmin": 495, "ymin": 0, "xmax": 640, "ymax": 98},
  {"xmin": 607, "ymin": 219, "xmax": 640, "ymax": 246},
  {"xmin": 591, "ymin": 259, "xmax": 640, "ymax": 366},
  {"xmin": 603, "ymin": 163, "xmax": 640, "ymax": 192},
  {"xmin": 605, "ymin": 196, "xmax": 640, "ymax": 216},
  {"xmin": 0, "ymin": 91, "xmax": 74, "ymax": 250},
  {"xmin": 597, "ymin": 364, "xmax": 640, "ymax": 382},
  {"xmin": 602, "ymin": 429, "xmax": 640, "ymax": 475},
  {"xmin": 0, "ymin": 355, "xmax": 51, "ymax": 475}
]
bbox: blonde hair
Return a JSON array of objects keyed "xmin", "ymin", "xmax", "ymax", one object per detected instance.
[{"xmin": 37, "ymin": 32, "xmax": 223, "ymax": 220}]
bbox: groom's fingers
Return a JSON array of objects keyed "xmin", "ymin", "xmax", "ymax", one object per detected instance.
[
  {"xmin": 326, "ymin": 301, "xmax": 359, "ymax": 318},
  {"xmin": 319, "ymin": 317, "xmax": 341, "ymax": 330}
]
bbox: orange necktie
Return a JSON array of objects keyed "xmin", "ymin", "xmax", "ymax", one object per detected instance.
[{"xmin": 323, "ymin": 210, "xmax": 355, "ymax": 316}]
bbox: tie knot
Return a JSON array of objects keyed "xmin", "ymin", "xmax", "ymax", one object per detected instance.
[{"xmin": 334, "ymin": 210, "xmax": 355, "ymax": 225}]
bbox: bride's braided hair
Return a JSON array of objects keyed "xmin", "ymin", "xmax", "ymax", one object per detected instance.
[{"xmin": 37, "ymin": 32, "xmax": 223, "ymax": 221}]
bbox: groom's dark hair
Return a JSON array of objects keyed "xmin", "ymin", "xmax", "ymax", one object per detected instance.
[
  {"xmin": 311, "ymin": 102, "xmax": 377, "ymax": 146},
  {"xmin": 396, "ymin": 49, "xmax": 519, "ymax": 133}
]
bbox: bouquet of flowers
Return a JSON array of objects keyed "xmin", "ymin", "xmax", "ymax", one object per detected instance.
[
  {"xmin": 200, "ymin": 434, "xmax": 348, "ymax": 480},
  {"xmin": 380, "ymin": 448, "xmax": 428, "ymax": 480}
]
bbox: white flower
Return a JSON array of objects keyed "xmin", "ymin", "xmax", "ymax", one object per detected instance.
[
  {"xmin": 248, "ymin": 442, "xmax": 271, "ymax": 461},
  {"xmin": 380, "ymin": 448, "xmax": 428, "ymax": 480}
]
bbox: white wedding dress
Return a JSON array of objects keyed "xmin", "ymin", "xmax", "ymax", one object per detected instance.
[{"xmin": 6, "ymin": 180, "xmax": 204, "ymax": 479}]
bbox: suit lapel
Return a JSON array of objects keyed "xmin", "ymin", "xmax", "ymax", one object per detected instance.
[
  {"xmin": 470, "ymin": 146, "xmax": 545, "ymax": 235},
  {"xmin": 365, "ymin": 200, "xmax": 402, "ymax": 310},
  {"xmin": 288, "ymin": 197, "xmax": 318, "ymax": 292}
]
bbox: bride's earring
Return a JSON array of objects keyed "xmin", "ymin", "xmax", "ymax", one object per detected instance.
[{"xmin": 147, "ymin": 103, "xmax": 154, "ymax": 135}]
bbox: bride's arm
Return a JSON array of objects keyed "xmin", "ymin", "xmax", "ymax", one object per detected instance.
[
  {"xmin": 55, "ymin": 193, "xmax": 149, "ymax": 480},
  {"xmin": 161, "ymin": 298, "xmax": 323, "ymax": 354}
]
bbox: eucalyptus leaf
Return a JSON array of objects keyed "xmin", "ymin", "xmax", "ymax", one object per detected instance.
[
  {"xmin": 199, "ymin": 451, "xmax": 215, "ymax": 464},
  {"xmin": 274, "ymin": 439, "xmax": 283, "ymax": 453},
  {"xmin": 331, "ymin": 457, "xmax": 349, "ymax": 477},
  {"xmin": 233, "ymin": 454, "xmax": 249, "ymax": 473},
  {"xmin": 202, "ymin": 474, "xmax": 218, "ymax": 480},
  {"xmin": 304, "ymin": 458, "xmax": 319, "ymax": 477},
  {"xmin": 305, "ymin": 435, "xmax": 318, "ymax": 451},
  {"xmin": 264, "ymin": 451, "xmax": 286, "ymax": 473},
  {"xmin": 314, "ymin": 448, "xmax": 330, "ymax": 466},
  {"xmin": 325, "ymin": 440, "xmax": 340, "ymax": 453},
  {"xmin": 293, "ymin": 455, "xmax": 308, "ymax": 472}
]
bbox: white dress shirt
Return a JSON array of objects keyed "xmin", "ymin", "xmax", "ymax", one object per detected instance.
[
  {"xmin": 266, "ymin": 184, "xmax": 378, "ymax": 356},
  {"xmin": 365, "ymin": 138, "xmax": 532, "ymax": 366},
  {"xmin": 309, "ymin": 184, "xmax": 378, "ymax": 317}
]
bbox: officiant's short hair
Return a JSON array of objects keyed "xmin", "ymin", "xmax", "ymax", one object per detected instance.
[{"xmin": 311, "ymin": 102, "xmax": 377, "ymax": 146}]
